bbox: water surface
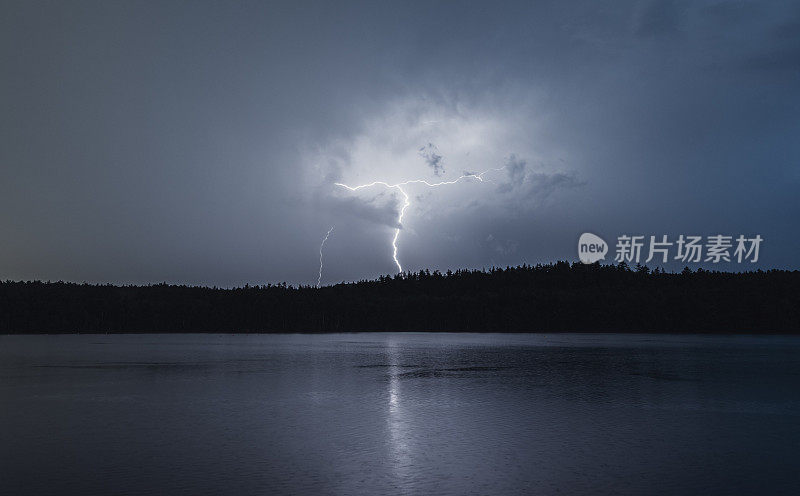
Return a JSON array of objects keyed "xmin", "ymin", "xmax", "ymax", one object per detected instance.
[{"xmin": 2, "ymin": 333, "xmax": 799, "ymax": 495}]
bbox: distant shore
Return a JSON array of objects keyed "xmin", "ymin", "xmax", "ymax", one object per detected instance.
[{"xmin": 2, "ymin": 262, "xmax": 798, "ymax": 334}]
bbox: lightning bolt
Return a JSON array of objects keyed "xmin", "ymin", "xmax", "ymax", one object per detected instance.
[
  {"xmin": 335, "ymin": 167, "xmax": 505, "ymax": 273},
  {"xmin": 317, "ymin": 225, "xmax": 334, "ymax": 288}
]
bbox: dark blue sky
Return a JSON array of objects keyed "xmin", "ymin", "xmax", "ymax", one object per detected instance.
[{"xmin": 1, "ymin": 0, "xmax": 798, "ymax": 286}]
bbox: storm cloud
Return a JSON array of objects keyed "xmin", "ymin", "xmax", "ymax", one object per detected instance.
[{"xmin": 1, "ymin": 0, "xmax": 798, "ymax": 286}]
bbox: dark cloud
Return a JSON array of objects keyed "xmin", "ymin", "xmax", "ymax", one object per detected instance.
[
  {"xmin": 495, "ymin": 155, "xmax": 583, "ymax": 202},
  {"xmin": 504, "ymin": 155, "xmax": 527, "ymax": 185},
  {"xmin": 522, "ymin": 172, "xmax": 585, "ymax": 201},
  {"xmin": 0, "ymin": 0, "xmax": 798, "ymax": 285},
  {"xmin": 419, "ymin": 143, "xmax": 444, "ymax": 176}
]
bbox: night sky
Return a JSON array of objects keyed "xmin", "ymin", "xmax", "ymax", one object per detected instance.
[{"xmin": 1, "ymin": 1, "xmax": 798, "ymax": 287}]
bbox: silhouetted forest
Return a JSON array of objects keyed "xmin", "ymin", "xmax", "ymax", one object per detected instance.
[{"xmin": 1, "ymin": 262, "xmax": 798, "ymax": 333}]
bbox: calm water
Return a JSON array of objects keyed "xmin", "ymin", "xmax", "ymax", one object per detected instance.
[{"xmin": 1, "ymin": 333, "xmax": 799, "ymax": 495}]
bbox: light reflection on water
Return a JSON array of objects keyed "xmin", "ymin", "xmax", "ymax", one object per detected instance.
[
  {"xmin": 387, "ymin": 339, "xmax": 411, "ymax": 494},
  {"xmin": 1, "ymin": 333, "xmax": 799, "ymax": 495}
]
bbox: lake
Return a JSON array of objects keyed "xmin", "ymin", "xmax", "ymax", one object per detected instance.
[{"xmin": 1, "ymin": 333, "xmax": 799, "ymax": 495}]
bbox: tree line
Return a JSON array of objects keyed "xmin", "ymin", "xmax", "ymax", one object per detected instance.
[{"xmin": 1, "ymin": 262, "xmax": 798, "ymax": 333}]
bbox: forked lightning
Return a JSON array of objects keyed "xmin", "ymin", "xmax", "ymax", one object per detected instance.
[{"xmin": 334, "ymin": 167, "xmax": 504, "ymax": 273}]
